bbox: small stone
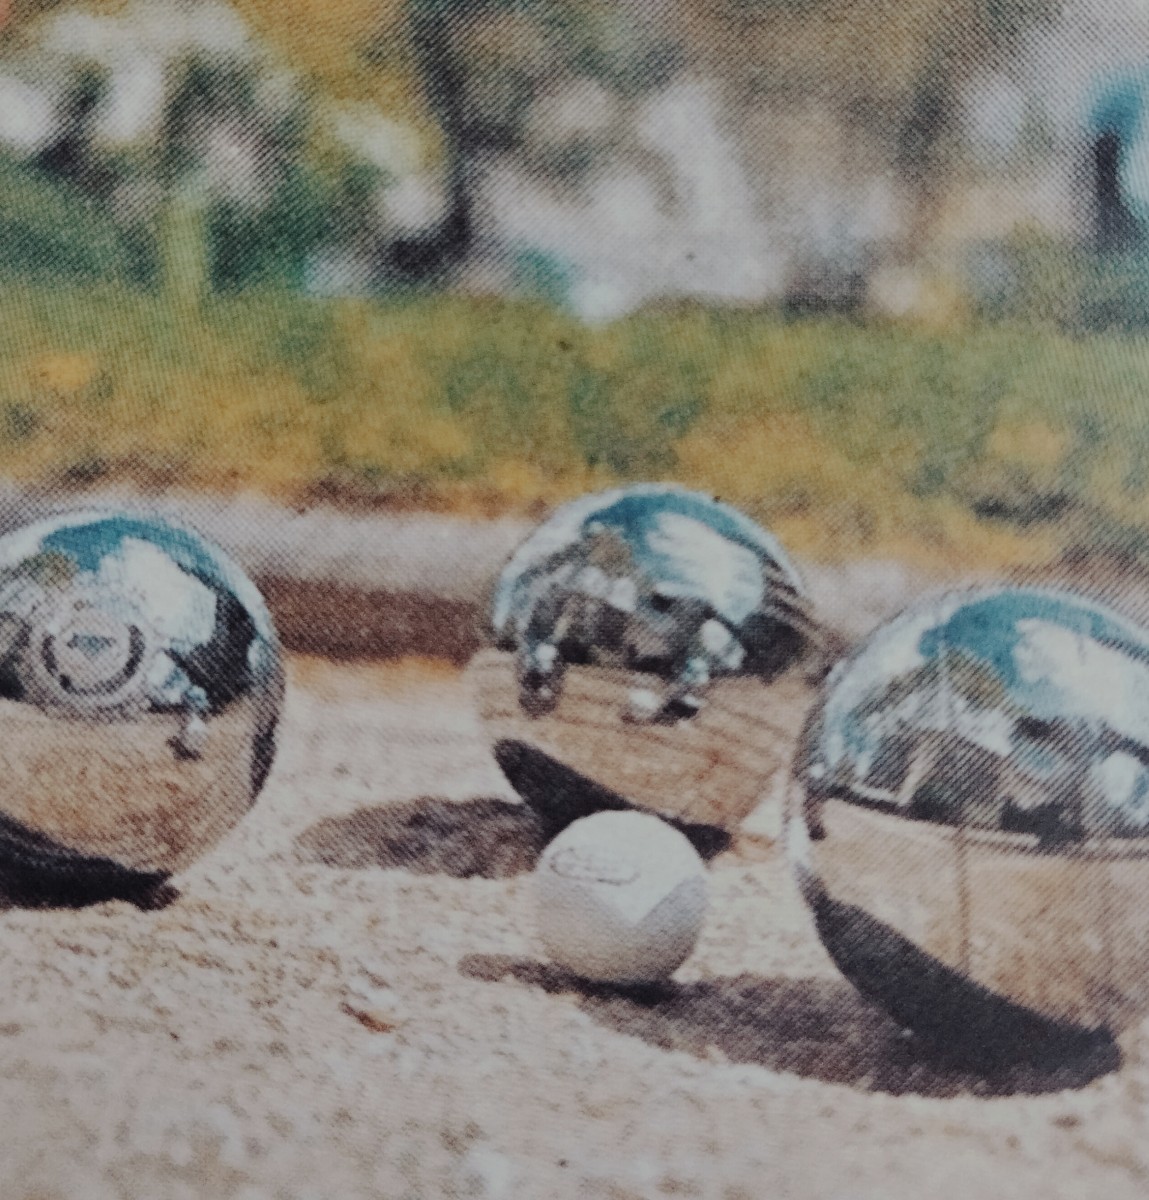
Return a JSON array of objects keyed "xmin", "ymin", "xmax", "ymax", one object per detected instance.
[
  {"xmin": 343, "ymin": 1002, "xmax": 405, "ymax": 1033},
  {"xmin": 342, "ymin": 973, "xmax": 407, "ymax": 1033}
]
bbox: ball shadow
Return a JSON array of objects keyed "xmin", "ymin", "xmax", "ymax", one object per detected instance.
[
  {"xmin": 0, "ymin": 862, "xmax": 178, "ymax": 911},
  {"xmin": 458, "ymin": 953, "xmax": 1120, "ymax": 1097},
  {"xmin": 493, "ymin": 740, "xmax": 732, "ymax": 859},
  {"xmin": 0, "ymin": 815, "xmax": 178, "ymax": 911},
  {"xmin": 296, "ymin": 797, "xmax": 550, "ymax": 879}
]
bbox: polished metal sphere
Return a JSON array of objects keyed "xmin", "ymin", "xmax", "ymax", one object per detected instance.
[
  {"xmin": 788, "ymin": 584, "xmax": 1149, "ymax": 1052},
  {"xmin": 470, "ymin": 484, "xmax": 817, "ymax": 833},
  {"xmin": 0, "ymin": 510, "xmax": 283, "ymax": 897}
]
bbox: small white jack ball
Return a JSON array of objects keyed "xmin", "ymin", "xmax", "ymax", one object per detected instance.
[{"xmin": 534, "ymin": 810, "xmax": 708, "ymax": 985}]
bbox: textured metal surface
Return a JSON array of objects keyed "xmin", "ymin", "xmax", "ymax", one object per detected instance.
[
  {"xmin": 475, "ymin": 485, "xmax": 816, "ymax": 829},
  {"xmin": 789, "ymin": 585, "xmax": 1149, "ymax": 1036},
  {"xmin": 0, "ymin": 510, "xmax": 283, "ymax": 882}
]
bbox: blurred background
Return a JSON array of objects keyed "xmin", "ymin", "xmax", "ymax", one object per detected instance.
[{"xmin": 1, "ymin": 0, "xmax": 1149, "ymax": 573}]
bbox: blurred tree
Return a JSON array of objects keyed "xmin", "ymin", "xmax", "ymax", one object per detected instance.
[
  {"xmin": 383, "ymin": 0, "xmax": 477, "ymax": 280},
  {"xmin": 158, "ymin": 181, "xmax": 210, "ymax": 308},
  {"xmin": 231, "ymin": 0, "xmax": 431, "ymax": 131},
  {"xmin": 31, "ymin": 66, "xmax": 114, "ymax": 194},
  {"xmin": 379, "ymin": 0, "xmax": 688, "ymax": 281},
  {"xmin": 677, "ymin": 0, "xmax": 1063, "ymax": 248},
  {"xmin": 381, "ymin": 0, "xmax": 1062, "ymax": 273},
  {"xmin": 0, "ymin": 0, "xmax": 1066, "ymax": 289},
  {"xmin": 0, "ymin": 154, "xmax": 134, "ymax": 282}
]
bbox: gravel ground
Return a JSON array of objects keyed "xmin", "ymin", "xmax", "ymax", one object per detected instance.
[{"xmin": 1, "ymin": 655, "xmax": 1148, "ymax": 1200}]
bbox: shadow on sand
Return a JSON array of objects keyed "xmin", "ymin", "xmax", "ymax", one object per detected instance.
[
  {"xmin": 458, "ymin": 953, "xmax": 1121, "ymax": 1098},
  {"xmin": 296, "ymin": 791, "xmax": 733, "ymax": 880},
  {"xmin": 0, "ymin": 865, "xmax": 178, "ymax": 911},
  {"xmin": 0, "ymin": 812, "xmax": 179, "ymax": 911},
  {"xmin": 298, "ymin": 794, "xmax": 1122, "ymax": 1096},
  {"xmin": 296, "ymin": 797, "xmax": 551, "ymax": 879}
]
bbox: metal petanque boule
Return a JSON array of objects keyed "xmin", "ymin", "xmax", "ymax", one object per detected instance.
[
  {"xmin": 788, "ymin": 583, "xmax": 1149, "ymax": 1065},
  {"xmin": 0, "ymin": 509, "xmax": 283, "ymax": 904},
  {"xmin": 468, "ymin": 483, "xmax": 820, "ymax": 839}
]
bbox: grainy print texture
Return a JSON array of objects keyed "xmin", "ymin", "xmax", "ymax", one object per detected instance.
[{"xmin": 1, "ymin": 2, "xmax": 1149, "ymax": 1198}]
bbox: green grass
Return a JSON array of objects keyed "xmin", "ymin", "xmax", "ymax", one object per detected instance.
[{"xmin": 4, "ymin": 281, "xmax": 1149, "ymax": 573}]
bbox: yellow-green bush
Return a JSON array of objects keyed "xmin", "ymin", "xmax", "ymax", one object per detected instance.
[{"xmin": 3, "ymin": 283, "xmax": 1149, "ymax": 573}]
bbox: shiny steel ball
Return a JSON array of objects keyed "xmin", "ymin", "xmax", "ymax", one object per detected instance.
[
  {"xmin": 470, "ymin": 484, "xmax": 817, "ymax": 833},
  {"xmin": 788, "ymin": 584, "xmax": 1149, "ymax": 1054},
  {"xmin": 0, "ymin": 510, "xmax": 283, "ymax": 899}
]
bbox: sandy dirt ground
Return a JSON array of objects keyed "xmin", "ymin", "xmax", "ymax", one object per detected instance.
[{"xmin": 2, "ymin": 655, "xmax": 1149, "ymax": 1200}]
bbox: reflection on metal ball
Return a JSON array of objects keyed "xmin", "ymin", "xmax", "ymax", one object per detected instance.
[
  {"xmin": 470, "ymin": 484, "xmax": 818, "ymax": 835},
  {"xmin": 0, "ymin": 510, "xmax": 283, "ymax": 899},
  {"xmin": 788, "ymin": 584, "xmax": 1149, "ymax": 1055}
]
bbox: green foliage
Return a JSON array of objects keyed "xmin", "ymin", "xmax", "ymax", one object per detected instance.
[
  {"xmin": 975, "ymin": 233, "xmax": 1149, "ymax": 335},
  {"xmin": 0, "ymin": 282, "xmax": 1147, "ymax": 569},
  {"xmin": 0, "ymin": 157, "xmax": 136, "ymax": 284},
  {"xmin": 207, "ymin": 168, "xmax": 334, "ymax": 293}
]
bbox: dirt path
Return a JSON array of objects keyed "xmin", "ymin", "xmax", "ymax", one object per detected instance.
[{"xmin": 0, "ymin": 655, "xmax": 1146, "ymax": 1200}]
